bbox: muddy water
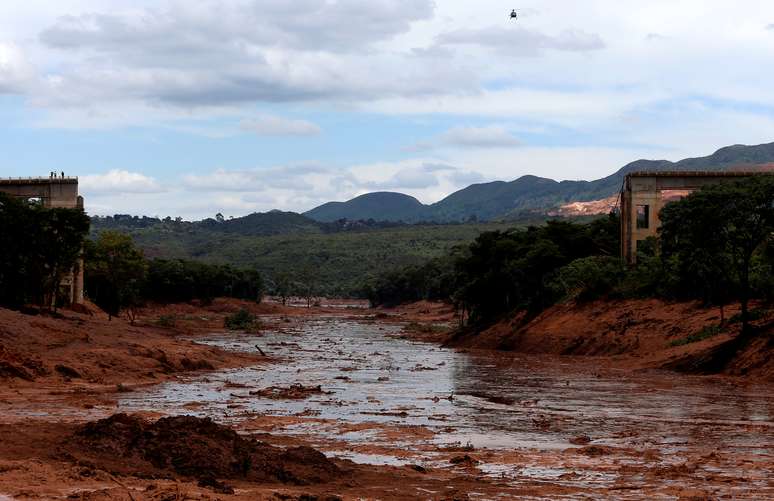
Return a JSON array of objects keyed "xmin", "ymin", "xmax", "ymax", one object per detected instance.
[{"xmin": 119, "ymin": 319, "xmax": 774, "ymax": 498}]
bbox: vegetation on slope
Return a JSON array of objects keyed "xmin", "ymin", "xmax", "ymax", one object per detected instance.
[
  {"xmin": 369, "ymin": 176, "xmax": 774, "ymax": 342},
  {"xmin": 304, "ymin": 192, "xmax": 429, "ymax": 223},
  {"xmin": 91, "ymin": 216, "xmax": 514, "ymax": 297},
  {"xmin": 85, "ymin": 231, "xmax": 265, "ymax": 320}
]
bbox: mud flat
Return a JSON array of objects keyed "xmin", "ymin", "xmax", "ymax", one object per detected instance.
[
  {"xmin": 116, "ymin": 317, "xmax": 774, "ymax": 499},
  {"xmin": 0, "ymin": 302, "xmax": 772, "ymax": 499}
]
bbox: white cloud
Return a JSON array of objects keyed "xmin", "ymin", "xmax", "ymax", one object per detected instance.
[
  {"xmin": 440, "ymin": 125, "xmax": 522, "ymax": 148},
  {"xmin": 437, "ymin": 26, "xmax": 605, "ymax": 56},
  {"xmin": 364, "ymin": 166, "xmax": 440, "ymax": 190},
  {"xmin": 80, "ymin": 169, "xmax": 163, "ymax": 193},
  {"xmin": 0, "ymin": 42, "xmax": 34, "ymax": 93},
  {"xmin": 4, "ymin": 0, "xmax": 774, "ymax": 219},
  {"xmin": 240, "ymin": 115, "xmax": 321, "ymax": 136}
]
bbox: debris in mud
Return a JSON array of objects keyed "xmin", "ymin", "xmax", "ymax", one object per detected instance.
[
  {"xmin": 462, "ymin": 391, "xmax": 515, "ymax": 406},
  {"xmin": 437, "ymin": 442, "xmax": 475, "ymax": 453},
  {"xmin": 575, "ymin": 445, "xmax": 614, "ymax": 457},
  {"xmin": 569, "ymin": 435, "xmax": 592, "ymax": 445},
  {"xmin": 62, "ymin": 414, "xmax": 342, "ymax": 487},
  {"xmin": 55, "ymin": 364, "xmax": 82, "ymax": 379},
  {"xmin": 222, "ymin": 380, "xmax": 250, "ymax": 389},
  {"xmin": 179, "ymin": 357, "xmax": 215, "ymax": 371},
  {"xmin": 439, "ymin": 490, "xmax": 471, "ymax": 501},
  {"xmin": 249, "ymin": 384, "xmax": 330, "ymax": 400},
  {"xmin": 272, "ymin": 493, "xmax": 343, "ymax": 501},
  {"xmin": 449, "ymin": 455, "xmax": 480, "ymax": 467},
  {"xmin": 294, "ymin": 409, "xmax": 322, "ymax": 417},
  {"xmin": 532, "ymin": 415, "xmax": 552, "ymax": 430},
  {"xmin": 198, "ymin": 476, "xmax": 235, "ymax": 494},
  {"xmin": 410, "ymin": 364, "xmax": 438, "ymax": 372},
  {"xmin": 361, "ymin": 410, "xmax": 409, "ymax": 418}
]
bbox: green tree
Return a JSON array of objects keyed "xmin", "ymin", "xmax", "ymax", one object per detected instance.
[
  {"xmin": 0, "ymin": 194, "xmax": 89, "ymax": 310},
  {"xmin": 85, "ymin": 231, "xmax": 147, "ymax": 322},
  {"xmin": 660, "ymin": 176, "xmax": 774, "ymax": 335}
]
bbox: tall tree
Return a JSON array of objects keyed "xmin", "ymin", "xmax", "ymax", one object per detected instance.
[
  {"xmin": 660, "ymin": 176, "xmax": 774, "ymax": 335},
  {"xmin": 0, "ymin": 194, "xmax": 89, "ymax": 309},
  {"xmin": 85, "ymin": 231, "xmax": 147, "ymax": 321}
]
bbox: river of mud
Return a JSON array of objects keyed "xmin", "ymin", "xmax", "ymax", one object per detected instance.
[{"xmin": 114, "ymin": 317, "xmax": 774, "ymax": 499}]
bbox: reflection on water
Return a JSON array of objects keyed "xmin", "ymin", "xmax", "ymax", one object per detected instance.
[{"xmin": 117, "ymin": 318, "xmax": 774, "ymax": 497}]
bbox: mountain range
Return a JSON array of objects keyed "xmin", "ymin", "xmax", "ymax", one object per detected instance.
[{"xmin": 304, "ymin": 142, "xmax": 774, "ymax": 223}]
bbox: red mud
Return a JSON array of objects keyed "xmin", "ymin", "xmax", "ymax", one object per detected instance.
[
  {"xmin": 64, "ymin": 414, "xmax": 341, "ymax": 487},
  {"xmin": 446, "ymin": 298, "xmax": 774, "ymax": 380},
  {"xmin": 0, "ymin": 298, "xmax": 772, "ymax": 499}
]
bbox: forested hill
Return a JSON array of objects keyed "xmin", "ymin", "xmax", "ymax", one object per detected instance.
[
  {"xmin": 90, "ymin": 214, "xmax": 513, "ymax": 296},
  {"xmin": 304, "ymin": 141, "xmax": 774, "ymax": 223},
  {"xmin": 304, "ymin": 192, "xmax": 430, "ymax": 223}
]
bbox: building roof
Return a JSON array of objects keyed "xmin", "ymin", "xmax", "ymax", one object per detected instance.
[
  {"xmin": 626, "ymin": 170, "xmax": 773, "ymax": 178},
  {"xmin": 0, "ymin": 177, "xmax": 79, "ymax": 185}
]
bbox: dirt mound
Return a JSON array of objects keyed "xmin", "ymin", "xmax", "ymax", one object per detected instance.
[
  {"xmin": 63, "ymin": 414, "xmax": 342, "ymax": 487},
  {"xmin": 0, "ymin": 306, "xmax": 259, "ymax": 387},
  {"xmin": 446, "ymin": 299, "xmax": 774, "ymax": 379},
  {"xmin": 0, "ymin": 344, "xmax": 46, "ymax": 381}
]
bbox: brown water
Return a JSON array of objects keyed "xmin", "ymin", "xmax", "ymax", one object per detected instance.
[{"xmin": 118, "ymin": 318, "xmax": 774, "ymax": 499}]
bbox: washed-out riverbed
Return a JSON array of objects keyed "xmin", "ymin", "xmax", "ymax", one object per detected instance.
[{"xmin": 116, "ymin": 317, "xmax": 774, "ymax": 499}]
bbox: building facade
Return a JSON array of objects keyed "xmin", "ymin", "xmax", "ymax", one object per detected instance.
[{"xmin": 620, "ymin": 171, "xmax": 770, "ymax": 264}]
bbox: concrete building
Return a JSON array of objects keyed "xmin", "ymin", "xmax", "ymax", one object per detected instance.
[
  {"xmin": 620, "ymin": 171, "xmax": 770, "ymax": 264},
  {"xmin": 0, "ymin": 176, "xmax": 85, "ymax": 304}
]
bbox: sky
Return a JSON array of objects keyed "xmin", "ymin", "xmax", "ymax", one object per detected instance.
[{"xmin": 2, "ymin": 0, "xmax": 774, "ymax": 219}]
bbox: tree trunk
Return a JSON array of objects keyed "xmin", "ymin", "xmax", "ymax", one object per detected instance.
[{"xmin": 739, "ymin": 254, "xmax": 752, "ymax": 339}]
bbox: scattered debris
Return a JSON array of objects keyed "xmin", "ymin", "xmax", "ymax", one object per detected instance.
[
  {"xmin": 449, "ymin": 455, "xmax": 480, "ymax": 467},
  {"xmin": 570, "ymin": 435, "xmax": 592, "ymax": 445},
  {"xmin": 249, "ymin": 384, "xmax": 329, "ymax": 400}
]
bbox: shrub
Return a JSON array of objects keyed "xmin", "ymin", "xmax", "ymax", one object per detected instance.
[
  {"xmin": 670, "ymin": 324, "xmax": 723, "ymax": 347},
  {"xmin": 155, "ymin": 314, "xmax": 177, "ymax": 328},
  {"xmin": 550, "ymin": 256, "xmax": 625, "ymax": 302},
  {"xmin": 728, "ymin": 308, "xmax": 767, "ymax": 325},
  {"xmin": 224, "ymin": 308, "xmax": 258, "ymax": 331}
]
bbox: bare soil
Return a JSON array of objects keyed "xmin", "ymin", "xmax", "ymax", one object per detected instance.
[
  {"xmin": 445, "ymin": 298, "xmax": 774, "ymax": 380},
  {"xmin": 0, "ymin": 297, "xmax": 771, "ymax": 499}
]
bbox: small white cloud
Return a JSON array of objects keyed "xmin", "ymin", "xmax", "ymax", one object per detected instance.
[
  {"xmin": 766, "ymin": 24, "xmax": 774, "ymax": 31},
  {"xmin": 448, "ymin": 170, "xmax": 485, "ymax": 186},
  {"xmin": 183, "ymin": 168, "xmax": 262, "ymax": 192},
  {"xmin": 365, "ymin": 166, "xmax": 440, "ymax": 190},
  {"xmin": 437, "ymin": 26, "xmax": 605, "ymax": 56},
  {"xmin": 0, "ymin": 42, "xmax": 35, "ymax": 94},
  {"xmin": 645, "ymin": 33, "xmax": 668, "ymax": 41},
  {"xmin": 440, "ymin": 125, "xmax": 522, "ymax": 148},
  {"xmin": 80, "ymin": 169, "xmax": 163, "ymax": 193},
  {"xmin": 240, "ymin": 115, "xmax": 322, "ymax": 137}
]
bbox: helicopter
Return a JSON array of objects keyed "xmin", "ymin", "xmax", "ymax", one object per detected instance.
[{"xmin": 510, "ymin": 9, "xmax": 519, "ymax": 20}]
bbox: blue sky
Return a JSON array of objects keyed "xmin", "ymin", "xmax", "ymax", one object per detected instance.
[{"xmin": 2, "ymin": 0, "xmax": 774, "ymax": 219}]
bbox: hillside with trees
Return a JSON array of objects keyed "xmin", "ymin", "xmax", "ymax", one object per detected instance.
[
  {"xmin": 90, "ymin": 215, "xmax": 514, "ymax": 297},
  {"xmin": 368, "ymin": 176, "xmax": 774, "ymax": 370}
]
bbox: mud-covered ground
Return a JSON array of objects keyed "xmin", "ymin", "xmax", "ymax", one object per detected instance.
[{"xmin": 0, "ymin": 299, "xmax": 772, "ymax": 500}]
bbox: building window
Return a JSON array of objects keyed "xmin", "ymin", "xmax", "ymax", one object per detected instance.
[{"xmin": 636, "ymin": 205, "xmax": 649, "ymax": 229}]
